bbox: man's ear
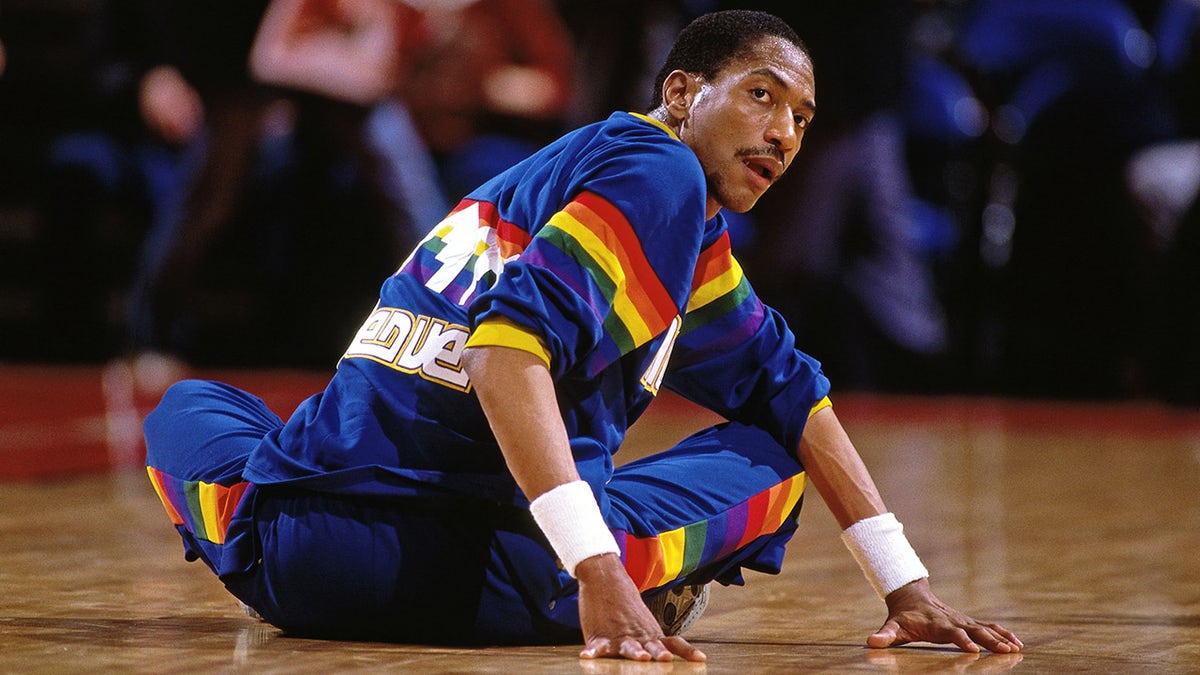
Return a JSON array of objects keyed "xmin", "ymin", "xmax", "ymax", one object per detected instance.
[{"xmin": 661, "ymin": 70, "xmax": 698, "ymax": 124}]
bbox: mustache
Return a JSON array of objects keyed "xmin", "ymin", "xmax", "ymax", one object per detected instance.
[{"xmin": 735, "ymin": 145, "xmax": 785, "ymax": 165}]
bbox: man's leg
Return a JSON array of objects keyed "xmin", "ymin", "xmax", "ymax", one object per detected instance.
[
  {"xmin": 143, "ymin": 380, "xmax": 283, "ymax": 576},
  {"xmin": 145, "ymin": 380, "xmax": 541, "ymax": 644},
  {"xmin": 604, "ymin": 422, "xmax": 806, "ymax": 593},
  {"xmin": 481, "ymin": 422, "xmax": 806, "ymax": 643}
]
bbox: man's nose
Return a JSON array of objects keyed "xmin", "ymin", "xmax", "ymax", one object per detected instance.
[{"xmin": 766, "ymin": 110, "xmax": 799, "ymax": 155}]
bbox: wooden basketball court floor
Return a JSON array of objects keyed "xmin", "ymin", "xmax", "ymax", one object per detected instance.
[{"xmin": 2, "ymin": 363, "xmax": 1199, "ymax": 673}]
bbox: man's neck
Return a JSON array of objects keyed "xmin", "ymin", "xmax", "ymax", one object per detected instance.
[
  {"xmin": 645, "ymin": 107, "xmax": 680, "ymax": 136},
  {"xmin": 640, "ymin": 108, "xmax": 720, "ymax": 220}
]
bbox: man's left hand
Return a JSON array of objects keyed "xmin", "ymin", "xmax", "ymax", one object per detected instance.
[{"xmin": 868, "ymin": 578, "xmax": 1023, "ymax": 653}]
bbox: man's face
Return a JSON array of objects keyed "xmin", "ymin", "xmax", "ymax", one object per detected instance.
[{"xmin": 676, "ymin": 36, "xmax": 816, "ymax": 216}]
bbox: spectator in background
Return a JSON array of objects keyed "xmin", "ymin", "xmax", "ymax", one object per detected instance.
[
  {"xmin": 1123, "ymin": 0, "xmax": 1200, "ymax": 403},
  {"xmin": 556, "ymin": 0, "xmax": 684, "ymax": 125},
  {"xmin": 125, "ymin": 0, "xmax": 444, "ymax": 379},
  {"xmin": 250, "ymin": 0, "xmax": 416, "ymax": 108},
  {"xmin": 122, "ymin": 0, "xmax": 284, "ymax": 379},
  {"xmin": 246, "ymin": 0, "xmax": 450, "ymax": 364},
  {"xmin": 248, "ymin": 0, "xmax": 448, "ymax": 239},
  {"xmin": 721, "ymin": 0, "xmax": 948, "ymax": 391},
  {"xmin": 397, "ymin": 0, "xmax": 575, "ymax": 202},
  {"xmin": 1159, "ymin": 1, "xmax": 1200, "ymax": 406},
  {"xmin": 1, "ymin": 1, "xmax": 188, "ymax": 362},
  {"xmin": 956, "ymin": 0, "xmax": 1181, "ymax": 399}
]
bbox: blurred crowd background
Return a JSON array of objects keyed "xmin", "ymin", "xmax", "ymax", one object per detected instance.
[{"xmin": 0, "ymin": 0, "xmax": 1197, "ymax": 404}]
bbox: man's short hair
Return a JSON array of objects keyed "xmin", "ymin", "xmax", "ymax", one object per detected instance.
[{"xmin": 648, "ymin": 10, "xmax": 809, "ymax": 111}]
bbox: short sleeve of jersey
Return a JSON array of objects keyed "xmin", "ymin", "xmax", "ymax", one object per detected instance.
[{"xmin": 468, "ymin": 114, "xmax": 709, "ymax": 378}]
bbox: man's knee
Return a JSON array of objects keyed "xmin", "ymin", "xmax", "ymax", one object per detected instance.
[
  {"xmin": 143, "ymin": 380, "xmax": 277, "ymax": 478},
  {"xmin": 144, "ymin": 380, "xmax": 208, "ymax": 462}
]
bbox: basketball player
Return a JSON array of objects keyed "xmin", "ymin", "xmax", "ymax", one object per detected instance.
[{"xmin": 144, "ymin": 10, "xmax": 1022, "ymax": 662}]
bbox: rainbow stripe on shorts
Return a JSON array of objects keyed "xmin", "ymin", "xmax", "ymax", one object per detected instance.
[
  {"xmin": 147, "ymin": 466, "xmax": 250, "ymax": 545},
  {"xmin": 617, "ymin": 471, "xmax": 806, "ymax": 591}
]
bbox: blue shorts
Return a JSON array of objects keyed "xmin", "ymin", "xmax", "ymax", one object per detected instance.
[{"xmin": 144, "ymin": 380, "xmax": 806, "ymax": 644}]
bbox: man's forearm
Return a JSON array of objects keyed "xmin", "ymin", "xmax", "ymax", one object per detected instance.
[
  {"xmin": 462, "ymin": 344, "xmax": 579, "ymax": 499},
  {"xmin": 800, "ymin": 406, "xmax": 932, "ymax": 600},
  {"xmin": 463, "ymin": 343, "xmax": 622, "ymax": 577},
  {"xmin": 797, "ymin": 406, "xmax": 887, "ymax": 529}
]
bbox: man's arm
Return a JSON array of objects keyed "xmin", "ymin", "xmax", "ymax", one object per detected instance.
[
  {"xmin": 249, "ymin": 0, "xmax": 404, "ymax": 105},
  {"xmin": 799, "ymin": 407, "xmax": 1023, "ymax": 653},
  {"xmin": 461, "ymin": 344, "xmax": 706, "ymax": 662}
]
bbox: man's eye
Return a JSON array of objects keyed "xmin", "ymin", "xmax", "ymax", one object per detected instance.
[
  {"xmin": 751, "ymin": 88, "xmax": 769, "ymax": 99},
  {"xmin": 795, "ymin": 116, "xmax": 810, "ymax": 130}
]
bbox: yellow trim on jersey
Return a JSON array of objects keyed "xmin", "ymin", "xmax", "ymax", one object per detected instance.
[
  {"xmin": 808, "ymin": 396, "xmax": 833, "ymax": 418},
  {"xmin": 629, "ymin": 112, "xmax": 680, "ymax": 140},
  {"xmin": 466, "ymin": 317, "xmax": 552, "ymax": 367}
]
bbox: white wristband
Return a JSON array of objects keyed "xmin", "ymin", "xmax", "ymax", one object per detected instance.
[
  {"xmin": 840, "ymin": 513, "xmax": 929, "ymax": 599},
  {"xmin": 529, "ymin": 480, "xmax": 620, "ymax": 577}
]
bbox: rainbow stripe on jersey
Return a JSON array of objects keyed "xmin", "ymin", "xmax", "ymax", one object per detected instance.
[
  {"xmin": 534, "ymin": 191, "xmax": 678, "ymax": 352},
  {"xmin": 680, "ymin": 231, "xmax": 765, "ymax": 349},
  {"xmin": 403, "ymin": 190, "xmax": 681, "ymax": 361}
]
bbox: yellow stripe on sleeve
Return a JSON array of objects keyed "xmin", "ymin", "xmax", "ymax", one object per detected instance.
[
  {"xmin": 809, "ymin": 396, "xmax": 833, "ymax": 418},
  {"xmin": 465, "ymin": 317, "xmax": 552, "ymax": 367}
]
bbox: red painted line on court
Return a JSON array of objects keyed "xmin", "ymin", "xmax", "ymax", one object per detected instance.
[{"xmin": 3, "ymin": 365, "xmax": 1198, "ymax": 481}]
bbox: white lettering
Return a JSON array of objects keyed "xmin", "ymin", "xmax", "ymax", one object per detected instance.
[
  {"xmin": 640, "ymin": 315, "xmax": 682, "ymax": 395},
  {"xmin": 344, "ymin": 308, "xmax": 415, "ymax": 364},
  {"xmin": 343, "ymin": 307, "xmax": 472, "ymax": 392},
  {"xmin": 422, "ymin": 320, "xmax": 471, "ymax": 389}
]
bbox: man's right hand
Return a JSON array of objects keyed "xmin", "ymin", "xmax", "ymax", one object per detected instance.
[
  {"xmin": 461, "ymin": 344, "xmax": 704, "ymax": 662},
  {"xmin": 575, "ymin": 553, "xmax": 707, "ymax": 662}
]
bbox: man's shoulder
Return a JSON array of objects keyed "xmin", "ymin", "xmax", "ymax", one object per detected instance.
[
  {"xmin": 563, "ymin": 112, "xmax": 702, "ymax": 183},
  {"xmin": 474, "ymin": 112, "xmax": 706, "ymax": 227},
  {"xmin": 564, "ymin": 112, "xmax": 687, "ymax": 153}
]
